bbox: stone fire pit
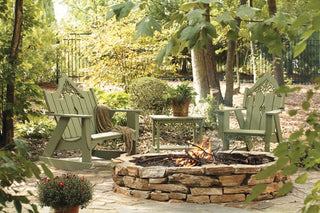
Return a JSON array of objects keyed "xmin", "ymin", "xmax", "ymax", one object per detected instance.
[{"xmin": 112, "ymin": 151, "xmax": 290, "ymax": 203}]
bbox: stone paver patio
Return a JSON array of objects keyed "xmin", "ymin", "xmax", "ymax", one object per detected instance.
[{"xmin": 3, "ymin": 157, "xmax": 318, "ymax": 213}]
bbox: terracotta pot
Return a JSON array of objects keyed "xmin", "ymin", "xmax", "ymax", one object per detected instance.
[
  {"xmin": 171, "ymin": 98, "xmax": 192, "ymax": 116},
  {"xmin": 54, "ymin": 206, "xmax": 79, "ymax": 213}
]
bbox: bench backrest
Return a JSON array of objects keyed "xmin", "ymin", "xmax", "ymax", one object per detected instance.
[
  {"xmin": 242, "ymin": 73, "xmax": 285, "ymax": 130},
  {"xmin": 43, "ymin": 75, "xmax": 98, "ymax": 140}
]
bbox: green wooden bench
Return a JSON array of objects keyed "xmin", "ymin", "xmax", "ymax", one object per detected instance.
[
  {"xmin": 218, "ymin": 73, "xmax": 285, "ymax": 152},
  {"xmin": 40, "ymin": 75, "xmax": 140, "ymax": 170}
]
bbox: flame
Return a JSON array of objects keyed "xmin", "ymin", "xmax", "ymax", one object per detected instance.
[{"xmin": 175, "ymin": 137, "xmax": 213, "ymax": 167}]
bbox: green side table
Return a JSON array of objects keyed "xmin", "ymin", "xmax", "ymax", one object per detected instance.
[{"xmin": 149, "ymin": 115, "xmax": 206, "ymax": 153}]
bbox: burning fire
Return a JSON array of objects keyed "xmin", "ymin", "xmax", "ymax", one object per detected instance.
[{"xmin": 175, "ymin": 137, "xmax": 214, "ymax": 167}]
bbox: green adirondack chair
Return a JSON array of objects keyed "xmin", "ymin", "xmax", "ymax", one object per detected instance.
[
  {"xmin": 218, "ymin": 73, "xmax": 285, "ymax": 152},
  {"xmin": 40, "ymin": 75, "xmax": 140, "ymax": 170}
]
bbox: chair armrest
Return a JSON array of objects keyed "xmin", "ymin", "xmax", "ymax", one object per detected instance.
[
  {"xmin": 109, "ymin": 109, "xmax": 142, "ymax": 113},
  {"xmin": 265, "ymin": 109, "xmax": 282, "ymax": 115},
  {"xmin": 46, "ymin": 112, "xmax": 92, "ymax": 118},
  {"xmin": 218, "ymin": 107, "xmax": 245, "ymax": 113},
  {"xmin": 218, "ymin": 107, "xmax": 246, "ymax": 130}
]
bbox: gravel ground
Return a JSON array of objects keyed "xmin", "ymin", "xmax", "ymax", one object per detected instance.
[{"xmin": 29, "ymin": 81, "xmax": 320, "ymax": 160}]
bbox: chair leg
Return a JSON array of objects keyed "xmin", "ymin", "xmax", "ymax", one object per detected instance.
[
  {"xmin": 244, "ymin": 136, "xmax": 253, "ymax": 151},
  {"xmin": 81, "ymin": 146, "xmax": 92, "ymax": 163},
  {"xmin": 130, "ymin": 140, "xmax": 137, "ymax": 155},
  {"xmin": 222, "ymin": 135, "xmax": 230, "ymax": 150}
]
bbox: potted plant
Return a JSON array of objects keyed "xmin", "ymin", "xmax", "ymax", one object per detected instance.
[
  {"xmin": 38, "ymin": 174, "xmax": 93, "ymax": 213},
  {"xmin": 166, "ymin": 81, "xmax": 197, "ymax": 116}
]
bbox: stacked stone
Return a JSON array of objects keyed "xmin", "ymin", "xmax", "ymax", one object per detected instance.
[{"xmin": 112, "ymin": 152, "xmax": 290, "ymax": 204}]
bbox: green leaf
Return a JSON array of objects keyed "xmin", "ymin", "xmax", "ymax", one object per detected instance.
[
  {"xmin": 311, "ymin": 14, "xmax": 320, "ymax": 31},
  {"xmin": 302, "ymin": 101, "xmax": 311, "ymax": 110},
  {"xmin": 236, "ymin": 6, "xmax": 259, "ymax": 19},
  {"xmin": 294, "ymin": 41, "xmax": 307, "ymax": 58},
  {"xmin": 277, "ymin": 182, "xmax": 293, "ymax": 196},
  {"xmin": 289, "ymin": 128, "xmax": 304, "ymax": 141},
  {"xmin": 291, "ymin": 14, "xmax": 310, "ymax": 29},
  {"xmin": 244, "ymin": 184, "xmax": 267, "ymax": 203},
  {"xmin": 295, "ymin": 173, "xmax": 308, "ymax": 184},
  {"xmin": 181, "ymin": 0, "xmax": 222, "ymax": 11},
  {"xmin": 29, "ymin": 162, "xmax": 41, "ymax": 179},
  {"xmin": 275, "ymin": 85, "xmax": 301, "ymax": 94},
  {"xmin": 256, "ymin": 164, "xmax": 278, "ymax": 180},
  {"xmin": 217, "ymin": 12, "xmax": 234, "ymax": 25},
  {"xmin": 306, "ymin": 90, "xmax": 314, "ymax": 101},
  {"xmin": 134, "ymin": 16, "xmax": 161, "ymax": 40},
  {"xmin": 186, "ymin": 9, "xmax": 205, "ymax": 25},
  {"xmin": 14, "ymin": 200, "xmax": 22, "ymax": 213},
  {"xmin": 276, "ymin": 156, "xmax": 290, "ymax": 169},
  {"xmin": 282, "ymin": 164, "xmax": 298, "ymax": 175},
  {"xmin": 301, "ymin": 30, "xmax": 315, "ymax": 40},
  {"xmin": 288, "ymin": 109, "xmax": 298, "ymax": 116},
  {"xmin": 40, "ymin": 164, "xmax": 53, "ymax": 180},
  {"xmin": 108, "ymin": 2, "xmax": 136, "ymax": 21},
  {"xmin": 14, "ymin": 196, "xmax": 30, "ymax": 204},
  {"xmin": 155, "ymin": 39, "xmax": 175, "ymax": 64},
  {"xmin": 205, "ymin": 22, "xmax": 217, "ymax": 38},
  {"xmin": 273, "ymin": 143, "xmax": 289, "ymax": 157},
  {"xmin": 305, "ymin": 205, "xmax": 320, "ymax": 213}
]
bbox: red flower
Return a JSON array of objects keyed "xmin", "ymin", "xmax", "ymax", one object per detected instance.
[
  {"xmin": 81, "ymin": 187, "xmax": 84, "ymax": 191},
  {"xmin": 66, "ymin": 175, "xmax": 72, "ymax": 178},
  {"xmin": 41, "ymin": 177, "xmax": 50, "ymax": 182},
  {"xmin": 79, "ymin": 178, "xmax": 85, "ymax": 181},
  {"xmin": 58, "ymin": 181, "xmax": 64, "ymax": 186}
]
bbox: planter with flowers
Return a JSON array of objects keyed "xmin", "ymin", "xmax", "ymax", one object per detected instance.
[
  {"xmin": 38, "ymin": 174, "xmax": 93, "ymax": 213},
  {"xmin": 165, "ymin": 81, "xmax": 197, "ymax": 116}
]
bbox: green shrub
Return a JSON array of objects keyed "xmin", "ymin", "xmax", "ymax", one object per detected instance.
[
  {"xmin": 129, "ymin": 77, "xmax": 169, "ymax": 115},
  {"xmin": 97, "ymin": 91, "xmax": 130, "ymax": 109},
  {"xmin": 15, "ymin": 117, "xmax": 56, "ymax": 139},
  {"xmin": 0, "ymin": 139, "xmax": 53, "ymax": 213},
  {"xmin": 94, "ymin": 90, "xmax": 130, "ymax": 126},
  {"xmin": 201, "ymin": 95, "xmax": 219, "ymax": 130}
]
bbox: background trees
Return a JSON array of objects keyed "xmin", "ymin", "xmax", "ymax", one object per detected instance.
[{"xmin": 0, "ymin": 0, "xmax": 57, "ymax": 147}]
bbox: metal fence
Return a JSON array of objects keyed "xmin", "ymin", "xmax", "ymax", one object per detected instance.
[
  {"xmin": 215, "ymin": 39, "xmax": 320, "ymax": 83},
  {"xmin": 58, "ymin": 33, "xmax": 320, "ymax": 84},
  {"xmin": 57, "ymin": 33, "xmax": 90, "ymax": 82}
]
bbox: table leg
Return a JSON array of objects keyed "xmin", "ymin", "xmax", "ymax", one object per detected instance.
[
  {"xmin": 156, "ymin": 121, "xmax": 160, "ymax": 153},
  {"xmin": 152, "ymin": 119, "xmax": 155, "ymax": 147},
  {"xmin": 193, "ymin": 122, "xmax": 196, "ymax": 143},
  {"xmin": 199, "ymin": 120, "xmax": 204, "ymax": 143}
]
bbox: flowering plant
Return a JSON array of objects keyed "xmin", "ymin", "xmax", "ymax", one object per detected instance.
[{"xmin": 38, "ymin": 174, "xmax": 93, "ymax": 210}]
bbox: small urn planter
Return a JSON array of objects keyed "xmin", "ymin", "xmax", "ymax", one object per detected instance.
[
  {"xmin": 54, "ymin": 205, "xmax": 79, "ymax": 213},
  {"xmin": 165, "ymin": 81, "xmax": 197, "ymax": 117},
  {"xmin": 171, "ymin": 98, "xmax": 192, "ymax": 116}
]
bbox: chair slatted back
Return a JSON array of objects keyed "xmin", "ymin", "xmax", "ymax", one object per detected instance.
[
  {"xmin": 43, "ymin": 75, "xmax": 98, "ymax": 140},
  {"xmin": 242, "ymin": 73, "xmax": 285, "ymax": 130}
]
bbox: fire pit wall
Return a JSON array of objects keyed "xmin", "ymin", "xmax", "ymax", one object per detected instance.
[{"xmin": 112, "ymin": 152, "xmax": 290, "ymax": 204}]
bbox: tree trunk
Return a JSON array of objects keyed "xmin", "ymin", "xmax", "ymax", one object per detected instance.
[
  {"xmin": 224, "ymin": 39, "xmax": 237, "ymax": 106},
  {"xmin": 224, "ymin": 0, "xmax": 247, "ymax": 106},
  {"xmin": 249, "ymin": 0, "xmax": 257, "ymax": 83},
  {"xmin": 204, "ymin": 4, "xmax": 223, "ymax": 104},
  {"xmin": 1, "ymin": 0, "xmax": 23, "ymax": 148},
  {"xmin": 191, "ymin": 49, "xmax": 210, "ymax": 103},
  {"xmin": 267, "ymin": 0, "xmax": 285, "ymax": 86}
]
